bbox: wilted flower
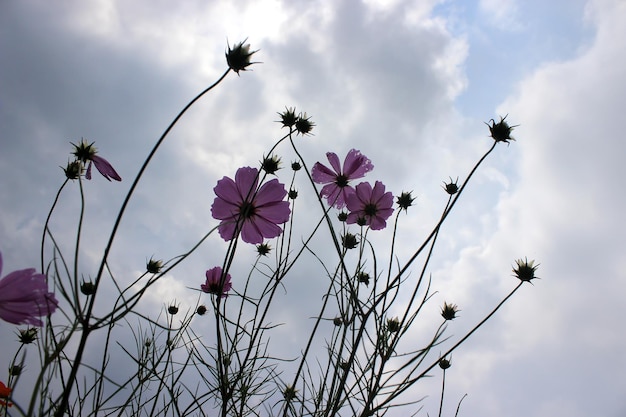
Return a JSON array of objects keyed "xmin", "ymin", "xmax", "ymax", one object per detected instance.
[
  {"xmin": 346, "ymin": 181, "xmax": 395, "ymax": 230},
  {"xmin": 278, "ymin": 107, "xmax": 298, "ymax": 129},
  {"xmin": 256, "ymin": 243, "xmax": 271, "ymax": 256},
  {"xmin": 0, "ymin": 381, "xmax": 11, "ymax": 408},
  {"xmin": 513, "ymin": 258, "xmax": 539, "ymax": 282},
  {"xmin": 261, "ymin": 155, "xmax": 281, "ymax": 175},
  {"xmin": 443, "ymin": 177, "xmax": 459, "ymax": 195},
  {"xmin": 396, "ymin": 191, "xmax": 415, "ymax": 212},
  {"xmin": 146, "ymin": 258, "xmax": 163, "ymax": 274},
  {"xmin": 201, "ymin": 267, "xmax": 233, "ymax": 298},
  {"xmin": 342, "ymin": 233, "xmax": 359, "ymax": 250},
  {"xmin": 312, "ymin": 149, "xmax": 374, "ymax": 209},
  {"xmin": 0, "ymin": 252, "xmax": 58, "ymax": 326},
  {"xmin": 71, "ymin": 139, "xmax": 121, "ymax": 181},
  {"xmin": 486, "ymin": 115, "xmax": 517, "ymax": 144},
  {"xmin": 18, "ymin": 328, "xmax": 37, "ymax": 344},
  {"xmin": 226, "ymin": 40, "xmax": 258, "ymax": 74},
  {"xmin": 439, "ymin": 357, "xmax": 451, "ymax": 369},
  {"xmin": 441, "ymin": 302, "xmax": 459, "ymax": 320},
  {"xmin": 211, "ymin": 167, "xmax": 291, "ymax": 244}
]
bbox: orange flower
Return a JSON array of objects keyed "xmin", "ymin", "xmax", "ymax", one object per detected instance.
[{"xmin": 0, "ymin": 381, "xmax": 12, "ymax": 407}]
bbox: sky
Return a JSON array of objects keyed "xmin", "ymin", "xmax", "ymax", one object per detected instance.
[{"xmin": 1, "ymin": 0, "xmax": 625, "ymax": 416}]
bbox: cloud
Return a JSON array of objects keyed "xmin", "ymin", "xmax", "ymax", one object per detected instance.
[
  {"xmin": 1, "ymin": 0, "xmax": 623, "ymax": 416},
  {"xmin": 432, "ymin": 0, "xmax": 626, "ymax": 415}
]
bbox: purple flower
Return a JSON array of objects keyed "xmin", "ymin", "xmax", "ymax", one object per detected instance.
[
  {"xmin": 0, "ymin": 252, "xmax": 59, "ymax": 326},
  {"xmin": 71, "ymin": 139, "xmax": 122, "ymax": 182},
  {"xmin": 346, "ymin": 181, "xmax": 394, "ymax": 230},
  {"xmin": 311, "ymin": 149, "xmax": 373, "ymax": 209},
  {"xmin": 201, "ymin": 267, "xmax": 232, "ymax": 298},
  {"xmin": 211, "ymin": 167, "xmax": 291, "ymax": 244}
]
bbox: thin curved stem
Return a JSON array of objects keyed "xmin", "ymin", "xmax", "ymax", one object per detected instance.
[{"xmin": 52, "ymin": 68, "xmax": 231, "ymax": 417}]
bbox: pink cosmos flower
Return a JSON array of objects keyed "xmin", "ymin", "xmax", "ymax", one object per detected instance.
[
  {"xmin": 346, "ymin": 181, "xmax": 394, "ymax": 230},
  {"xmin": 211, "ymin": 167, "xmax": 291, "ymax": 244},
  {"xmin": 0, "ymin": 252, "xmax": 59, "ymax": 326},
  {"xmin": 201, "ymin": 267, "xmax": 232, "ymax": 298},
  {"xmin": 71, "ymin": 139, "xmax": 122, "ymax": 182},
  {"xmin": 311, "ymin": 149, "xmax": 374, "ymax": 209}
]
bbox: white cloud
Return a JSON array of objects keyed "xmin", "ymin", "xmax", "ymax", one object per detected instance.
[{"xmin": 1, "ymin": 0, "xmax": 624, "ymax": 416}]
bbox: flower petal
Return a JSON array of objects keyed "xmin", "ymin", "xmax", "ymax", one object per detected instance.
[
  {"xmin": 92, "ymin": 155, "xmax": 122, "ymax": 181},
  {"xmin": 343, "ymin": 149, "xmax": 373, "ymax": 179},
  {"xmin": 357, "ymin": 181, "xmax": 374, "ymax": 201},
  {"xmin": 86, "ymin": 161, "xmax": 93, "ymax": 180},
  {"xmin": 369, "ymin": 215, "xmax": 387, "ymax": 230},
  {"xmin": 256, "ymin": 200, "xmax": 291, "ymax": 224},
  {"xmin": 244, "ymin": 216, "xmax": 283, "ymax": 242},
  {"xmin": 311, "ymin": 162, "xmax": 337, "ymax": 184},
  {"xmin": 0, "ymin": 268, "xmax": 58, "ymax": 326},
  {"xmin": 217, "ymin": 220, "xmax": 238, "ymax": 241},
  {"xmin": 326, "ymin": 152, "xmax": 341, "ymax": 175},
  {"xmin": 240, "ymin": 219, "xmax": 265, "ymax": 244},
  {"xmin": 234, "ymin": 167, "xmax": 259, "ymax": 201},
  {"xmin": 254, "ymin": 179, "xmax": 287, "ymax": 207}
]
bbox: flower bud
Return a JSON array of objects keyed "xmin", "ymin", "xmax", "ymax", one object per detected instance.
[
  {"xmin": 168, "ymin": 305, "xmax": 179, "ymax": 315},
  {"xmin": 196, "ymin": 305, "xmax": 207, "ymax": 316},
  {"xmin": 288, "ymin": 189, "xmax": 298, "ymax": 199},
  {"xmin": 291, "ymin": 161, "xmax": 302, "ymax": 171},
  {"xmin": 62, "ymin": 160, "xmax": 83, "ymax": 180},
  {"xmin": 342, "ymin": 233, "xmax": 358, "ymax": 249},
  {"xmin": 396, "ymin": 191, "xmax": 415, "ymax": 211},
  {"xmin": 357, "ymin": 272, "xmax": 370, "ymax": 286},
  {"xmin": 226, "ymin": 40, "xmax": 258, "ymax": 74},
  {"xmin": 147, "ymin": 258, "xmax": 163, "ymax": 274},
  {"xmin": 387, "ymin": 317, "xmax": 401, "ymax": 333},
  {"xmin": 443, "ymin": 178, "xmax": 459, "ymax": 195},
  {"xmin": 278, "ymin": 107, "xmax": 298, "ymax": 128},
  {"xmin": 295, "ymin": 113, "xmax": 315, "ymax": 135},
  {"xmin": 283, "ymin": 385, "xmax": 297, "ymax": 401},
  {"xmin": 441, "ymin": 302, "xmax": 459, "ymax": 320},
  {"xmin": 9, "ymin": 365, "xmax": 23, "ymax": 376},
  {"xmin": 439, "ymin": 357, "xmax": 451, "ymax": 369},
  {"xmin": 261, "ymin": 155, "xmax": 281, "ymax": 175},
  {"xmin": 71, "ymin": 139, "xmax": 97, "ymax": 162},
  {"xmin": 18, "ymin": 328, "xmax": 38, "ymax": 344},
  {"xmin": 80, "ymin": 280, "xmax": 96, "ymax": 295},
  {"xmin": 256, "ymin": 243, "xmax": 271, "ymax": 256},
  {"xmin": 486, "ymin": 115, "xmax": 517, "ymax": 144},
  {"xmin": 513, "ymin": 258, "xmax": 539, "ymax": 282}
]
